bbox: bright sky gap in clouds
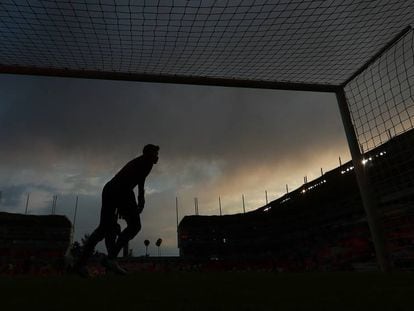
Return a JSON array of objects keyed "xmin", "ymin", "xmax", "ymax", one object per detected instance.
[{"xmin": 0, "ymin": 74, "xmax": 350, "ymax": 256}]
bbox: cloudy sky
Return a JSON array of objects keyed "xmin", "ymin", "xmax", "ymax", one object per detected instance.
[{"xmin": 0, "ymin": 73, "xmax": 351, "ymax": 256}]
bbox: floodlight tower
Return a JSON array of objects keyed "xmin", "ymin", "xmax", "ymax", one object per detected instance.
[{"xmin": 25, "ymin": 193, "xmax": 30, "ymax": 215}]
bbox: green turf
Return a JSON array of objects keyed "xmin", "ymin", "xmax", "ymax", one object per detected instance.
[{"xmin": 2, "ymin": 272, "xmax": 414, "ymax": 311}]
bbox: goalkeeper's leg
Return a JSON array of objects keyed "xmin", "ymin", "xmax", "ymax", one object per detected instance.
[{"xmin": 109, "ymin": 209, "xmax": 141, "ymax": 259}]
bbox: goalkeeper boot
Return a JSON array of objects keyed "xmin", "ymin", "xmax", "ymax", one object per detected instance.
[{"xmin": 101, "ymin": 257, "xmax": 128, "ymax": 275}]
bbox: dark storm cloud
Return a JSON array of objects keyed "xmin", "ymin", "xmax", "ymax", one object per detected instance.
[
  {"xmin": 0, "ymin": 184, "xmax": 30, "ymax": 211},
  {"xmin": 0, "ymin": 182, "xmax": 57, "ymax": 212},
  {"xmin": 0, "ymin": 74, "xmax": 345, "ymax": 172}
]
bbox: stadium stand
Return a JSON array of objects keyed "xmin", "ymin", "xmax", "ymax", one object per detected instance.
[
  {"xmin": 0, "ymin": 212, "xmax": 72, "ymax": 274},
  {"xmin": 178, "ymin": 128, "xmax": 414, "ymax": 272}
]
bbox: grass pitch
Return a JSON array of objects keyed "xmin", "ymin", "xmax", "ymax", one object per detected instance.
[{"xmin": 2, "ymin": 272, "xmax": 414, "ymax": 311}]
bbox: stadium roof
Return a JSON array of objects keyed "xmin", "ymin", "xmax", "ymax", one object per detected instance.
[{"xmin": 0, "ymin": 0, "xmax": 413, "ymax": 92}]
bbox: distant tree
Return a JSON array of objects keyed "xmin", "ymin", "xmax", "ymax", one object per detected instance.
[
  {"xmin": 70, "ymin": 233, "xmax": 102, "ymax": 260},
  {"xmin": 156, "ymin": 238, "xmax": 162, "ymax": 256},
  {"xmin": 70, "ymin": 241, "xmax": 82, "ymax": 258},
  {"xmin": 144, "ymin": 239, "xmax": 150, "ymax": 256}
]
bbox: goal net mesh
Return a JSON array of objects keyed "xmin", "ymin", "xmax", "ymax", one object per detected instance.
[
  {"xmin": 344, "ymin": 29, "xmax": 414, "ymax": 268},
  {"xmin": 1, "ymin": 0, "xmax": 413, "ymax": 87}
]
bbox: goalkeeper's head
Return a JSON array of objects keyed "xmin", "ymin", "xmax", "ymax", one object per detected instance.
[{"xmin": 142, "ymin": 144, "xmax": 160, "ymax": 164}]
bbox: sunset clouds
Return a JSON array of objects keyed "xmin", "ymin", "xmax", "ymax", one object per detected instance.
[{"xmin": 0, "ymin": 74, "xmax": 350, "ymax": 255}]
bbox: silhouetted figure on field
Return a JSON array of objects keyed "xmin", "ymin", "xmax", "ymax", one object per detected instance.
[{"xmin": 75, "ymin": 144, "xmax": 159, "ymax": 277}]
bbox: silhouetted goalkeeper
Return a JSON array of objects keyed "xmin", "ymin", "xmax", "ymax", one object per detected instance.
[{"xmin": 75, "ymin": 144, "xmax": 159, "ymax": 276}]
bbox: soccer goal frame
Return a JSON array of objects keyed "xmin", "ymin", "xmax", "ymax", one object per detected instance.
[{"xmin": 0, "ymin": 1, "xmax": 414, "ymax": 271}]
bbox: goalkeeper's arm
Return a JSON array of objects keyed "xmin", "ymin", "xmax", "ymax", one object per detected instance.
[{"xmin": 137, "ymin": 181, "xmax": 145, "ymax": 213}]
